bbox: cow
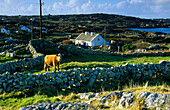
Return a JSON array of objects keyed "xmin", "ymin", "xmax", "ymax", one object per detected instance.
[{"xmin": 44, "ymin": 53, "xmax": 62, "ymax": 71}]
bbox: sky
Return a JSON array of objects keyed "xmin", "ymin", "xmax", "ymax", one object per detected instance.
[{"xmin": 0, "ymin": 0, "xmax": 170, "ymax": 19}]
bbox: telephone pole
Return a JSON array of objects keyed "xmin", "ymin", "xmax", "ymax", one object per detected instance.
[
  {"xmin": 40, "ymin": 0, "xmax": 42, "ymax": 39},
  {"xmin": 104, "ymin": 26, "xmax": 106, "ymax": 52}
]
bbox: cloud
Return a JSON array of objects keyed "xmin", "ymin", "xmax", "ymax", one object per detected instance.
[
  {"xmin": 81, "ymin": 0, "xmax": 93, "ymax": 12},
  {"xmin": 51, "ymin": 0, "xmax": 94, "ymax": 14},
  {"xmin": 0, "ymin": 0, "xmax": 39, "ymax": 15},
  {"xmin": 97, "ymin": 0, "xmax": 170, "ymax": 18},
  {"xmin": 154, "ymin": 0, "xmax": 170, "ymax": 4},
  {"xmin": 0, "ymin": 0, "xmax": 169, "ymax": 18},
  {"xmin": 5, "ymin": 0, "xmax": 12, "ymax": 4}
]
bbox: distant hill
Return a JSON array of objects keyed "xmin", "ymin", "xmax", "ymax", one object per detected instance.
[{"xmin": 0, "ymin": 13, "xmax": 169, "ymax": 28}]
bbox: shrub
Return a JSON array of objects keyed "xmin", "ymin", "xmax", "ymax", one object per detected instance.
[
  {"xmin": 122, "ymin": 43, "xmax": 136, "ymax": 51},
  {"xmin": 62, "ymin": 40, "xmax": 73, "ymax": 44},
  {"xmin": 133, "ymin": 40, "xmax": 150, "ymax": 49}
]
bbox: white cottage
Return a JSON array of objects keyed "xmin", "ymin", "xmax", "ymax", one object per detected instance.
[{"xmin": 75, "ymin": 32, "xmax": 105, "ymax": 46}]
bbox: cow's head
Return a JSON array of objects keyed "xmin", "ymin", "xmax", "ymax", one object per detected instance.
[{"xmin": 56, "ymin": 53, "xmax": 62, "ymax": 61}]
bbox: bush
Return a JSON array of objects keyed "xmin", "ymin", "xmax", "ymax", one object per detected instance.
[
  {"xmin": 122, "ymin": 43, "xmax": 136, "ymax": 51},
  {"xmin": 134, "ymin": 40, "xmax": 150, "ymax": 49},
  {"xmin": 62, "ymin": 40, "xmax": 73, "ymax": 44}
]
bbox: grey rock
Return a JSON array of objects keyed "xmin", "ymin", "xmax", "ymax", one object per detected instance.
[
  {"xmin": 87, "ymin": 75, "xmax": 96, "ymax": 87},
  {"xmin": 68, "ymin": 80, "xmax": 74, "ymax": 86},
  {"xmin": 0, "ymin": 88, "xmax": 3, "ymax": 94},
  {"xmin": 136, "ymin": 92, "xmax": 150, "ymax": 99},
  {"xmin": 144, "ymin": 93, "xmax": 168, "ymax": 109},
  {"xmin": 118, "ymin": 91, "xmax": 134, "ymax": 108},
  {"xmin": 55, "ymin": 77, "xmax": 62, "ymax": 85},
  {"xmin": 75, "ymin": 82, "xmax": 80, "ymax": 87}
]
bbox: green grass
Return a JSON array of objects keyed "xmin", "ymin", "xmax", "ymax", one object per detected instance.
[
  {"xmin": 164, "ymin": 44, "xmax": 170, "ymax": 48},
  {"xmin": 21, "ymin": 54, "xmax": 170, "ymax": 74},
  {"xmin": 0, "ymin": 82, "xmax": 169, "ymax": 110},
  {"xmin": 42, "ymin": 20, "xmax": 62, "ymax": 23},
  {"xmin": 56, "ymin": 54, "xmax": 170, "ymax": 71},
  {"xmin": 0, "ymin": 54, "xmax": 17, "ymax": 64},
  {"xmin": 0, "ymin": 53, "xmax": 169, "ymax": 109}
]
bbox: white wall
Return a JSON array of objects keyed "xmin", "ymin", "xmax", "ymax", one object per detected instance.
[
  {"xmin": 91, "ymin": 35, "xmax": 105, "ymax": 46},
  {"xmin": 75, "ymin": 33, "xmax": 105, "ymax": 46}
]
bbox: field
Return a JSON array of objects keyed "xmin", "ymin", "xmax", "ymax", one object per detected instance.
[
  {"xmin": 0, "ymin": 81, "xmax": 169, "ymax": 110},
  {"xmin": 22, "ymin": 54, "xmax": 170, "ymax": 74},
  {"xmin": 0, "ymin": 53, "xmax": 170, "ymax": 110}
]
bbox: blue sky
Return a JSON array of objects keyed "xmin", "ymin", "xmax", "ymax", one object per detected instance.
[{"xmin": 0, "ymin": 0, "xmax": 170, "ymax": 19}]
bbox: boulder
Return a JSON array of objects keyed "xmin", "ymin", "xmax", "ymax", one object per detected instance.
[
  {"xmin": 87, "ymin": 75, "xmax": 96, "ymax": 87},
  {"xmin": 144, "ymin": 93, "xmax": 169, "ymax": 109}
]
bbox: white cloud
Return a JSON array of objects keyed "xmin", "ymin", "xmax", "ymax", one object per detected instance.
[
  {"xmin": 0, "ymin": 0, "xmax": 169, "ymax": 18},
  {"xmin": 5, "ymin": 0, "xmax": 12, "ymax": 4},
  {"xmin": 154, "ymin": 0, "xmax": 170, "ymax": 4},
  {"xmin": 27, "ymin": 4, "xmax": 34, "ymax": 12},
  {"xmin": 105, "ymin": 0, "xmax": 170, "ymax": 18},
  {"xmin": 81, "ymin": 0, "xmax": 92, "ymax": 12},
  {"xmin": 51, "ymin": 0, "xmax": 94, "ymax": 14}
]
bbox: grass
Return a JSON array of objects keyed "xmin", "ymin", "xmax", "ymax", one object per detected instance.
[
  {"xmin": 0, "ymin": 54, "xmax": 17, "ymax": 63},
  {"xmin": 23, "ymin": 54, "xmax": 170, "ymax": 74},
  {"xmin": 0, "ymin": 53, "xmax": 169, "ymax": 109},
  {"xmin": 0, "ymin": 81, "xmax": 169, "ymax": 110}
]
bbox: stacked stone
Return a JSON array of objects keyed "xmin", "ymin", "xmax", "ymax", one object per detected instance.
[
  {"xmin": 0, "ymin": 44, "xmax": 28, "ymax": 53},
  {"xmin": 29, "ymin": 39, "xmax": 59, "ymax": 54},
  {"xmin": 78, "ymin": 91, "xmax": 170, "ymax": 110},
  {"xmin": 0, "ymin": 55, "xmax": 44, "ymax": 73},
  {"xmin": 0, "ymin": 61, "xmax": 169, "ymax": 93},
  {"xmin": 19, "ymin": 91, "xmax": 169, "ymax": 110},
  {"xmin": 20, "ymin": 102, "xmax": 95, "ymax": 110},
  {"xmin": 58, "ymin": 44, "xmax": 85, "ymax": 56},
  {"xmin": 59, "ymin": 44, "xmax": 170, "ymax": 57}
]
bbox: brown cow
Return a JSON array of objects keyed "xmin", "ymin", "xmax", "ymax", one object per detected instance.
[{"xmin": 44, "ymin": 53, "xmax": 61, "ymax": 71}]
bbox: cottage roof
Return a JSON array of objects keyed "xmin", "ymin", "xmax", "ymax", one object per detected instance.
[{"xmin": 76, "ymin": 33, "xmax": 98, "ymax": 41}]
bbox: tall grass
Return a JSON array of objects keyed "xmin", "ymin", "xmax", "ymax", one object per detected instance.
[{"xmin": 0, "ymin": 81, "xmax": 169, "ymax": 110}]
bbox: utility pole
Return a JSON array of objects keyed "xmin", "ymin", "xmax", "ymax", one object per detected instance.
[
  {"xmin": 40, "ymin": 0, "xmax": 42, "ymax": 39},
  {"xmin": 30, "ymin": 18, "xmax": 35, "ymax": 39},
  {"xmin": 104, "ymin": 26, "xmax": 106, "ymax": 52}
]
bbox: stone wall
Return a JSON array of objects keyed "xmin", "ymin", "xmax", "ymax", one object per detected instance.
[
  {"xmin": 0, "ymin": 44, "xmax": 28, "ymax": 53},
  {"xmin": 0, "ymin": 61, "xmax": 169, "ymax": 93},
  {"xmin": 19, "ymin": 91, "xmax": 170, "ymax": 110},
  {"xmin": 60, "ymin": 44, "xmax": 170, "ymax": 57},
  {"xmin": 0, "ymin": 39, "xmax": 44, "ymax": 73}
]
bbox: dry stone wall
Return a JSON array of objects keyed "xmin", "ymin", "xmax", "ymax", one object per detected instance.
[
  {"xmin": 0, "ymin": 39, "xmax": 44, "ymax": 74},
  {"xmin": 60, "ymin": 44, "xmax": 170, "ymax": 57},
  {"xmin": 0, "ymin": 61, "xmax": 169, "ymax": 93},
  {"xmin": 19, "ymin": 91, "xmax": 170, "ymax": 110},
  {"xmin": 1, "ymin": 41, "xmax": 169, "ymax": 74}
]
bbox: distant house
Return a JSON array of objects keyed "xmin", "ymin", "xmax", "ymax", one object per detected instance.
[
  {"xmin": 75, "ymin": 32, "xmax": 105, "ymax": 46},
  {"xmin": 21, "ymin": 26, "xmax": 31, "ymax": 32},
  {"xmin": 1, "ymin": 28, "xmax": 10, "ymax": 34}
]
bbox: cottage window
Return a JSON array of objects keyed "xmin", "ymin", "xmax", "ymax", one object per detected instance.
[{"xmin": 98, "ymin": 38, "xmax": 99, "ymax": 41}]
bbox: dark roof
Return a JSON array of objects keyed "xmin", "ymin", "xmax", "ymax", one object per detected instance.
[{"xmin": 76, "ymin": 33, "xmax": 98, "ymax": 41}]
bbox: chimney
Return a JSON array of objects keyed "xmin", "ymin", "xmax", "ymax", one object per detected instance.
[
  {"xmin": 91, "ymin": 32, "xmax": 95, "ymax": 36},
  {"xmin": 85, "ymin": 32, "xmax": 89, "ymax": 35}
]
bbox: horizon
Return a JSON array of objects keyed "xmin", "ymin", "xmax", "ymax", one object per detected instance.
[
  {"xmin": 0, "ymin": 0, "xmax": 170, "ymax": 19},
  {"xmin": 1, "ymin": 13, "xmax": 170, "ymax": 20}
]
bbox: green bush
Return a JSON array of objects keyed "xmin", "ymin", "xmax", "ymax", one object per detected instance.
[{"xmin": 122, "ymin": 43, "xmax": 136, "ymax": 51}]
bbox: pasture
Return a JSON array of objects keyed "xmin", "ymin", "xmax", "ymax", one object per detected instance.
[
  {"xmin": 22, "ymin": 54, "xmax": 170, "ymax": 74},
  {"xmin": 0, "ymin": 53, "xmax": 170, "ymax": 110}
]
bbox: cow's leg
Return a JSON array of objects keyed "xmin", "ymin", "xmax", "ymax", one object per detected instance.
[
  {"xmin": 53, "ymin": 62, "xmax": 56, "ymax": 71},
  {"xmin": 57, "ymin": 62, "xmax": 60, "ymax": 71},
  {"xmin": 47, "ymin": 65, "xmax": 50, "ymax": 71},
  {"xmin": 44, "ymin": 63, "xmax": 47, "ymax": 71}
]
